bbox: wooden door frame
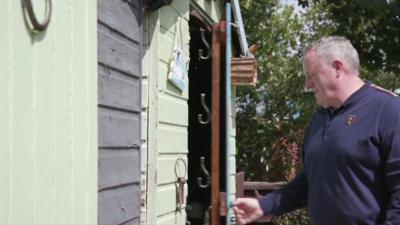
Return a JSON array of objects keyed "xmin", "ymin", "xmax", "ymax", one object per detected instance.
[{"xmin": 210, "ymin": 22, "xmax": 222, "ymax": 225}]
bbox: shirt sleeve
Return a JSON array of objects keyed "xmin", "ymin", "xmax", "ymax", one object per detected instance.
[
  {"xmin": 257, "ymin": 169, "xmax": 308, "ymax": 216},
  {"xmin": 256, "ymin": 115, "xmax": 318, "ymax": 217},
  {"xmin": 380, "ymin": 98, "xmax": 400, "ymax": 225}
]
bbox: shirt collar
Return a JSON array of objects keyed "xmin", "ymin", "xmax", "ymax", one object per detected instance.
[{"xmin": 324, "ymin": 81, "xmax": 371, "ymax": 114}]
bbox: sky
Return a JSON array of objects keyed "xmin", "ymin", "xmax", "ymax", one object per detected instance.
[{"xmin": 280, "ymin": 0, "xmax": 304, "ymax": 14}]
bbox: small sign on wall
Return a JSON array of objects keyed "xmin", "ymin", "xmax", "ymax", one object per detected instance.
[
  {"xmin": 168, "ymin": 17, "xmax": 190, "ymax": 92},
  {"xmin": 168, "ymin": 47, "xmax": 189, "ymax": 92}
]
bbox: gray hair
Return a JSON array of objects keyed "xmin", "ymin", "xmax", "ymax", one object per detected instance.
[{"xmin": 303, "ymin": 36, "xmax": 360, "ymax": 72}]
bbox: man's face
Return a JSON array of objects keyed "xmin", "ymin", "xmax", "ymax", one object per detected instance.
[{"xmin": 303, "ymin": 50, "xmax": 338, "ymax": 107}]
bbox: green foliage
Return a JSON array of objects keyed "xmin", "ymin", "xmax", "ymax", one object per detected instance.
[
  {"xmin": 237, "ymin": 0, "xmax": 314, "ymax": 183},
  {"xmin": 237, "ymin": 1, "xmax": 313, "ymax": 224},
  {"xmin": 304, "ymin": 0, "xmax": 400, "ymax": 90},
  {"xmin": 327, "ymin": 1, "xmax": 400, "ymax": 75}
]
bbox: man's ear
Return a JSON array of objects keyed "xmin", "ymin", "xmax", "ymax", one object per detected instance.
[
  {"xmin": 332, "ymin": 60, "xmax": 343, "ymax": 71},
  {"xmin": 332, "ymin": 60, "xmax": 343, "ymax": 78}
]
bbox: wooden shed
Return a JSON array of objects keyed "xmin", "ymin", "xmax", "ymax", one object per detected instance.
[{"xmin": 0, "ymin": 0, "xmax": 255, "ymax": 225}]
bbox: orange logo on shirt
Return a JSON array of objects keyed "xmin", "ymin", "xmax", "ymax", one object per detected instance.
[{"xmin": 346, "ymin": 115, "xmax": 356, "ymax": 126}]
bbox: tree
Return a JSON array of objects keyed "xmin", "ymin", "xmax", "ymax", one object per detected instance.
[
  {"xmin": 237, "ymin": 1, "xmax": 312, "ymax": 224},
  {"xmin": 237, "ymin": 0, "xmax": 313, "ymax": 185},
  {"xmin": 303, "ymin": 0, "xmax": 400, "ymax": 90}
]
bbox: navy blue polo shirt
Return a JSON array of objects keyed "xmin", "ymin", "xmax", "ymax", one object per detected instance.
[{"xmin": 258, "ymin": 82, "xmax": 400, "ymax": 225}]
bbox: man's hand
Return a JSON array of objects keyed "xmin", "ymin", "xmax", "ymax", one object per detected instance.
[{"xmin": 232, "ymin": 198, "xmax": 264, "ymax": 225}]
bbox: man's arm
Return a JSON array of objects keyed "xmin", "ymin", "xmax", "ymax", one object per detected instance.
[
  {"xmin": 257, "ymin": 115, "xmax": 317, "ymax": 217},
  {"xmin": 257, "ymin": 169, "xmax": 308, "ymax": 216},
  {"xmin": 233, "ymin": 170, "xmax": 308, "ymax": 225},
  {"xmin": 380, "ymin": 99, "xmax": 400, "ymax": 225}
]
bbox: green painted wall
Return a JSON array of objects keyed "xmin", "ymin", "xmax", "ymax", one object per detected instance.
[
  {"xmin": 143, "ymin": 1, "xmax": 190, "ymax": 224},
  {"xmin": 0, "ymin": 1, "xmax": 97, "ymax": 224}
]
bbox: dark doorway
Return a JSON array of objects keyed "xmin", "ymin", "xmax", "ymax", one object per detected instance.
[{"xmin": 187, "ymin": 17, "xmax": 213, "ymax": 225}]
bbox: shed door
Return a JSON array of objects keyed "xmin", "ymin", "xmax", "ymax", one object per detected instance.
[
  {"xmin": 187, "ymin": 21, "xmax": 213, "ymax": 225},
  {"xmin": 97, "ymin": 1, "xmax": 142, "ymax": 225},
  {"xmin": 187, "ymin": 15, "xmax": 225, "ymax": 225}
]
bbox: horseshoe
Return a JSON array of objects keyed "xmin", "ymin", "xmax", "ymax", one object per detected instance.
[{"xmin": 23, "ymin": 0, "xmax": 52, "ymax": 31}]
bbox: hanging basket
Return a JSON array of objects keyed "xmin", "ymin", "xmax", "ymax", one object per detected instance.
[{"xmin": 231, "ymin": 57, "xmax": 258, "ymax": 86}]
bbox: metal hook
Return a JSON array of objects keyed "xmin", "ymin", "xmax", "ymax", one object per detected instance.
[
  {"xmin": 197, "ymin": 157, "xmax": 211, "ymax": 188},
  {"xmin": 198, "ymin": 28, "xmax": 211, "ymax": 60},
  {"xmin": 22, "ymin": 0, "xmax": 52, "ymax": 32},
  {"xmin": 197, "ymin": 93, "xmax": 211, "ymax": 125},
  {"xmin": 230, "ymin": 23, "xmax": 239, "ymax": 28}
]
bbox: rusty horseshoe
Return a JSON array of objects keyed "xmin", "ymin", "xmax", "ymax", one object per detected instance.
[{"xmin": 22, "ymin": 0, "xmax": 52, "ymax": 31}]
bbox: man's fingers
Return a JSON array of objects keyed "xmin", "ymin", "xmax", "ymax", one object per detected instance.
[
  {"xmin": 236, "ymin": 216, "xmax": 247, "ymax": 225},
  {"xmin": 234, "ymin": 208, "xmax": 245, "ymax": 215},
  {"xmin": 233, "ymin": 206, "xmax": 246, "ymax": 225},
  {"xmin": 233, "ymin": 197, "xmax": 263, "ymax": 225}
]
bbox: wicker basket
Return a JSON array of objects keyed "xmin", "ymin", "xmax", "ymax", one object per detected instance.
[{"xmin": 231, "ymin": 57, "xmax": 258, "ymax": 86}]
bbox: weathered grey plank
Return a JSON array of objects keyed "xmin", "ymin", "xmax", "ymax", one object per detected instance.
[
  {"xmin": 98, "ymin": 0, "xmax": 140, "ymax": 42},
  {"xmin": 121, "ymin": 217, "xmax": 139, "ymax": 225},
  {"xmin": 98, "ymin": 28, "xmax": 140, "ymax": 76},
  {"xmin": 97, "ymin": 0, "xmax": 141, "ymax": 224},
  {"xmin": 98, "ymin": 149, "xmax": 140, "ymax": 189},
  {"xmin": 98, "ymin": 64, "xmax": 140, "ymax": 112},
  {"xmin": 98, "ymin": 107, "xmax": 140, "ymax": 147},
  {"xmin": 98, "ymin": 185, "xmax": 140, "ymax": 225},
  {"xmin": 128, "ymin": 0, "xmax": 140, "ymax": 10}
]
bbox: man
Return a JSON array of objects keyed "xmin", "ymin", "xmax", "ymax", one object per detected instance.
[{"xmin": 233, "ymin": 36, "xmax": 400, "ymax": 225}]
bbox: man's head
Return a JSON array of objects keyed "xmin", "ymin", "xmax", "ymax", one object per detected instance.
[{"xmin": 302, "ymin": 36, "xmax": 362, "ymax": 108}]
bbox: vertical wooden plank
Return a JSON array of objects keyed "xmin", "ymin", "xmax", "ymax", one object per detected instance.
[
  {"xmin": 235, "ymin": 172, "xmax": 244, "ymax": 198},
  {"xmin": 54, "ymin": 0, "xmax": 74, "ymax": 223},
  {"xmin": 10, "ymin": 0, "xmax": 35, "ymax": 223},
  {"xmin": 0, "ymin": 0, "xmax": 11, "ymax": 223},
  {"xmin": 33, "ymin": 2, "xmax": 57, "ymax": 224},
  {"xmin": 211, "ymin": 23, "xmax": 221, "ymax": 225},
  {"xmin": 87, "ymin": 0, "xmax": 99, "ymax": 223},
  {"xmin": 230, "ymin": 89, "xmax": 237, "ymax": 198},
  {"xmin": 146, "ymin": 11, "xmax": 160, "ymax": 225},
  {"xmin": 72, "ymin": 0, "xmax": 89, "ymax": 222},
  {"xmin": 141, "ymin": 9, "xmax": 150, "ymax": 225},
  {"xmin": 72, "ymin": 1, "xmax": 97, "ymax": 224}
]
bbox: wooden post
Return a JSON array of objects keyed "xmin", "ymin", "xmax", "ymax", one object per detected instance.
[
  {"xmin": 211, "ymin": 23, "xmax": 221, "ymax": 225},
  {"xmin": 236, "ymin": 172, "xmax": 245, "ymax": 198}
]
